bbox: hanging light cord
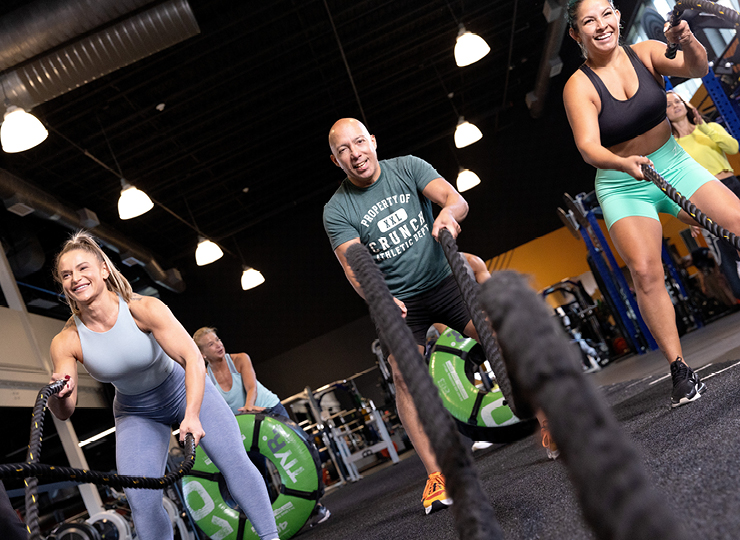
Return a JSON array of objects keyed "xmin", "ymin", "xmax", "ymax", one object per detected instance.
[
  {"xmin": 444, "ymin": 0, "xmax": 461, "ymax": 26},
  {"xmin": 447, "ymin": 141, "xmax": 463, "ymax": 170},
  {"xmin": 0, "ymin": 77, "xmax": 9, "ymax": 108},
  {"xmin": 233, "ymin": 236, "xmax": 248, "ymax": 267},
  {"xmin": 501, "ymin": 0, "xmax": 518, "ymax": 110},
  {"xmin": 494, "ymin": 0, "xmax": 518, "ymax": 131},
  {"xmin": 433, "ymin": 64, "xmax": 461, "ymax": 119},
  {"xmin": 96, "ymin": 113, "xmax": 124, "ymax": 177},
  {"xmin": 183, "ymin": 195, "xmax": 202, "ymax": 236},
  {"xmin": 322, "ymin": 0, "xmax": 368, "ymax": 126}
]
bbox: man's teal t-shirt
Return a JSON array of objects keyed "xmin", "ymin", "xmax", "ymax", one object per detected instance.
[{"xmin": 323, "ymin": 155, "xmax": 451, "ymax": 299}]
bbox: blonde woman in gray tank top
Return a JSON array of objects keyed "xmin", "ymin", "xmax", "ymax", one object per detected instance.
[{"xmin": 47, "ymin": 231, "xmax": 279, "ymax": 540}]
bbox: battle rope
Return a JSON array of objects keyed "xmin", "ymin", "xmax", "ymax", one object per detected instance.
[
  {"xmin": 24, "ymin": 380, "xmax": 66, "ymax": 540},
  {"xmin": 641, "ymin": 164, "xmax": 740, "ymax": 249},
  {"xmin": 665, "ymin": 4, "xmax": 681, "ymax": 59},
  {"xmin": 437, "ymin": 228, "xmax": 532, "ymax": 419},
  {"xmin": 346, "ymin": 243, "xmax": 503, "ymax": 540},
  {"xmin": 666, "ymin": 0, "xmax": 740, "ymax": 58},
  {"xmin": 0, "ymin": 381, "xmax": 196, "ymax": 540},
  {"xmin": 479, "ymin": 272, "xmax": 690, "ymax": 540}
]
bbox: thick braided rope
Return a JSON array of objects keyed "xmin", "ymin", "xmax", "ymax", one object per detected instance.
[
  {"xmin": 665, "ymin": 5, "xmax": 682, "ymax": 59},
  {"xmin": 24, "ymin": 380, "xmax": 66, "ymax": 540},
  {"xmin": 667, "ymin": 0, "xmax": 740, "ymax": 57},
  {"xmin": 437, "ymin": 229, "xmax": 532, "ymax": 419},
  {"xmin": 2, "ymin": 382, "xmax": 196, "ymax": 540},
  {"xmin": 675, "ymin": 0, "xmax": 740, "ymax": 26},
  {"xmin": 346, "ymin": 243, "xmax": 503, "ymax": 540},
  {"xmin": 1, "ymin": 460, "xmax": 196, "ymax": 489},
  {"xmin": 642, "ymin": 164, "xmax": 740, "ymax": 249},
  {"xmin": 479, "ymin": 272, "xmax": 690, "ymax": 540}
]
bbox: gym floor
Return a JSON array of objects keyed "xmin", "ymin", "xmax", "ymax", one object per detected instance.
[{"xmin": 301, "ymin": 311, "xmax": 740, "ymax": 540}]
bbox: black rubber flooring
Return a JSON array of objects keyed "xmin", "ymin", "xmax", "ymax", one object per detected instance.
[{"xmin": 299, "ymin": 312, "xmax": 740, "ymax": 540}]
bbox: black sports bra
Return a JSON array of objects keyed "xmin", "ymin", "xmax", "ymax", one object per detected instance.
[{"xmin": 579, "ymin": 46, "xmax": 666, "ymax": 148}]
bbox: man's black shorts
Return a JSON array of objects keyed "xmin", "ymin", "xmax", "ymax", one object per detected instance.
[{"xmin": 378, "ymin": 274, "xmax": 471, "ymax": 356}]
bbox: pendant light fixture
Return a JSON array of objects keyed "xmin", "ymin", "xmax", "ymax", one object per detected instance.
[
  {"xmin": 454, "ymin": 26, "xmax": 490, "ymax": 67},
  {"xmin": 1, "ymin": 105, "xmax": 48, "ymax": 153},
  {"xmin": 456, "ymin": 168, "xmax": 481, "ymax": 192},
  {"xmin": 195, "ymin": 237, "xmax": 223, "ymax": 266},
  {"xmin": 94, "ymin": 114, "xmax": 155, "ymax": 220},
  {"xmin": 233, "ymin": 238, "xmax": 265, "ymax": 290},
  {"xmin": 454, "ymin": 116, "xmax": 483, "ymax": 148},
  {"xmin": 241, "ymin": 266, "xmax": 265, "ymax": 290},
  {"xmin": 118, "ymin": 179, "xmax": 154, "ymax": 220}
]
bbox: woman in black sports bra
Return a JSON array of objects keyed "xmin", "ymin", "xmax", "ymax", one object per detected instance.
[{"xmin": 563, "ymin": 0, "xmax": 740, "ymax": 408}]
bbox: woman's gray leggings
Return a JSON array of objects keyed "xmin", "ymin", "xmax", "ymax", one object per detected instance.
[{"xmin": 114, "ymin": 366, "xmax": 278, "ymax": 540}]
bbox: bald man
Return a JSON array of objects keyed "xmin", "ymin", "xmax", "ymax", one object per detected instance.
[{"xmin": 322, "ymin": 118, "xmax": 476, "ymax": 515}]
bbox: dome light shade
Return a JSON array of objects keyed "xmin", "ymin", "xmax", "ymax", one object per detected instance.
[
  {"xmin": 456, "ymin": 169, "xmax": 481, "ymax": 193},
  {"xmin": 195, "ymin": 237, "xmax": 223, "ymax": 266},
  {"xmin": 118, "ymin": 180, "xmax": 154, "ymax": 220},
  {"xmin": 1, "ymin": 106, "xmax": 48, "ymax": 153},
  {"xmin": 454, "ymin": 27, "xmax": 490, "ymax": 67},
  {"xmin": 454, "ymin": 117, "xmax": 482, "ymax": 148},
  {"xmin": 241, "ymin": 267, "xmax": 265, "ymax": 290}
]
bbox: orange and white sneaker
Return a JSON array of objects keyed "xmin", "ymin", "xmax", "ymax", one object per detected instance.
[
  {"xmin": 421, "ymin": 471, "xmax": 452, "ymax": 515},
  {"xmin": 540, "ymin": 422, "xmax": 560, "ymax": 460}
]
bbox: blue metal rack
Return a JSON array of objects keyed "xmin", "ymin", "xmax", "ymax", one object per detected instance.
[
  {"xmin": 584, "ymin": 210, "xmax": 659, "ymax": 351},
  {"xmin": 661, "ymin": 241, "xmax": 703, "ymax": 330},
  {"xmin": 565, "ymin": 194, "xmax": 658, "ymax": 354},
  {"xmin": 702, "ymin": 66, "xmax": 740, "ymax": 139}
]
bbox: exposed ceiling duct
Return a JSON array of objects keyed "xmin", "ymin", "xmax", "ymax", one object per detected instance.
[
  {"xmin": 0, "ymin": 0, "xmax": 200, "ymax": 115},
  {"xmin": 526, "ymin": 0, "xmax": 568, "ymax": 119},
  {"xmin": 0, "ymin": 168, "xmax": 185, "ymax": 293},
  {"xmin": 0, "ymin": 0, "xmax": 157, "ymax": 72}
]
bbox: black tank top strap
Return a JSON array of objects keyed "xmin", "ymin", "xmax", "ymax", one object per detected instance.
[
  {"xmin": 579, "ymin": 62, "xmax": 603, "ymax": 91},
  {"xmin": 623, "ymin": 44, "xmax": 640, "ymax": 62},
  {"xmin": 623, "ymin": 44, "xmax": 658, "ymax": 85}
]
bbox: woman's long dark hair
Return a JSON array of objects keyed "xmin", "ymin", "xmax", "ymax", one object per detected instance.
[{"xmin": 667, "ymin": 90, "xmax": 698, "ymax": 138}]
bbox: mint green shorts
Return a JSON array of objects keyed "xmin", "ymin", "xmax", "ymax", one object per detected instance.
[{"xmin": 595, "ymin": 137, "xmax": 715, "ymax": 229}]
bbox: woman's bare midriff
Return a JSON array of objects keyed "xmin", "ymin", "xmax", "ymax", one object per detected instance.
[{"xmin": 607, "ymin": 119, "xmax": 672, "ymax": 158}]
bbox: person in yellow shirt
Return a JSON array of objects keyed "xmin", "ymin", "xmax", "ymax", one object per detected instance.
[
  {"xmin": 667, "ymin": 90, "xmax": 740, "ymax": 198},
  {"xmin": 667, "ymin": 90, "xmax": 740, "ymax": 300}
]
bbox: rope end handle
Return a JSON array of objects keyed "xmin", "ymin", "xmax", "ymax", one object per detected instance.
[
  {"xmin": 48, "ymin": 377, "xmax": 69, "ymax": 396},
  {"xmin": 640, "ymin": 163, "xmax": 655, "ymax": 177},
  {"xmin": 640, "ymin": 163, "xmax": 669, "ymax": 190},
  {"xmin": 437, "ymin": 227, "xmax": 454, "ymax": 248},
  {"xmin": 182, "ymin": 433, "xmax": 196, "ymax": 459},
  {"xmin": 665, "ymin": 6, "xmax": 682, "ymax": 59}
]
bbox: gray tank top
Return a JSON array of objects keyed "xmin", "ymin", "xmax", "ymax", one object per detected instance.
[
  {"xmin": 74, "ymin": 295, "xmax": 175, "ymax": 395},
  {"xmin": 206, "ymin": 353, "xmax": 279, "ymax": 414}
]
